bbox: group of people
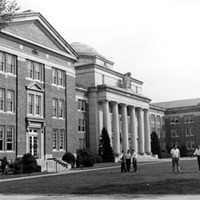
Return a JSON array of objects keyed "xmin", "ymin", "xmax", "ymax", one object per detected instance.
[
  {"xmin": 170, "ymin": 144, "xmax": 200, "ymax": 173},
  {"xmin": 119, "ymin": 144, "xmax": 200, "ymax": 174},
  {"xmin": 120, "ymin": 149, "xmax": 138, "ymax": 173}
]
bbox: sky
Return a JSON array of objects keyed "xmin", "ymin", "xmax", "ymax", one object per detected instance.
[{"xmin": 16, "ymin": 0, "xmax": 200, "ymax": 103}]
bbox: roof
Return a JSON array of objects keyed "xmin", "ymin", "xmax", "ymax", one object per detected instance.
[
  {"xmin": 3, "ymin": 11, "xmax": 78, "ymax": 60},
  {"xmin": 151, "ymin": 98, "xmax": 200, "ymax": 109},
  {"xmin": 70, "ymin": 42, "xmax": 111, "ymax": 62}
]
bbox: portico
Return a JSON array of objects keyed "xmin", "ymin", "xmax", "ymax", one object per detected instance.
[{"xmin": 99, "ymin": 97, "xmax": 151, "ymax": 155}]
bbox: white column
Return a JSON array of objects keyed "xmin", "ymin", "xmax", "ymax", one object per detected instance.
[
  {"xmin": 138, "ymin": 108, "xmax": 145, "ymax": 154},
  {"xmin": 144, "ymin": 109, "xmax": 151, "ymax": 154},
  {"xmin": 129, "ymin": 106, "xmax": 138, "ymax": 152},
  {"xmin": 103, "ymin": 100, "xmax": 112, "ymax": 139},
  {"xmin": 121, "ymin": 104, "xmax": 129, "ymax": 151},
  {"xmin": 112, "ymin": 102, "xmax": 120, "ymax": 155}
]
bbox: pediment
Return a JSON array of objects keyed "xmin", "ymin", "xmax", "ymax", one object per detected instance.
[
  {"xmin": 4, "ymin": 12, "xmax": 78, "ymax": 60},
  {"xmin": 26, "ymin": 82, "xmax": 44, "ymax": 92}
]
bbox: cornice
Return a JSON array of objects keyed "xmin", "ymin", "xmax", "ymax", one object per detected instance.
[{"xmin": 75, "ymin": 63, "xmax": 143, "ymax": 85}]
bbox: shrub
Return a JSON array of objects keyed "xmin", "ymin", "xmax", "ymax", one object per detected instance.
[
  {"xmin": 13, "ymin": 157, "xmax": 23, "ymax": 174},
  {"xmin": 62, "ymin": 152, "xmax": 75, "ymax": 168},
  {"xmin": 93, "ymin": 154, "xmax": 102, "ymax": 163},
  {"xmin": 0, "ymin": 157, "xmax": 8, "ymax": 174},
  {"xmin": 21, "ymin": 153, "xmax": 37, "ymax": 174},
  {"xmin": 99, "ymin": 128, "xmax": 114, "ymax": 162},
  {"xmin": 77, "ymin": 148, "xmax": 95, "ymax": 167}
]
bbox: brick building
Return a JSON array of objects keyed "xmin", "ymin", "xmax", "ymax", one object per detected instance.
[
  {"xmin": 152, "ymin": 98, "xmax": 200, "ymax": 154},
  {"xmin": 0, "ymin": 11, "xmax": 78, "ymax": 161}
]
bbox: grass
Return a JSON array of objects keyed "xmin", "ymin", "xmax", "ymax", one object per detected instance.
[{"xmin": 0, "ymin": 159, "xmax": 199, "ymax": 195}]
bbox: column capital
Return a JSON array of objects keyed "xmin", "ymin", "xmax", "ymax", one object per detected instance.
[
  {"xmin": 98, "ymin": 99, "xmax": 109, "ymax": 104},
  {"xmin": 110, "ymin": 101, "xmax": 118, "ymax": 105}
]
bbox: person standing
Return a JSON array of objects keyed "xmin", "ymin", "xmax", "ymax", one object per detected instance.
[
  {"xmin": 120, "ymin": 150, "xmax": 127, "ymax": 173},
  {"xmin": 193, "ymin": 145, "xmax": 200, "ymax": 172},
  {"xmin": 131, "ymin": 149, "xmax": 138, "ymax": 172},
  {"xmin": 125, "ymin": 150, "xmax": 131, "ymax": 172},
  {"xmin": 170, "ymin": 145, "xmax": 181, "ymax": 173}
]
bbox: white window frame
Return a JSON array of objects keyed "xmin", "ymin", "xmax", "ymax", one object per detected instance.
[
  {"xmin": 6, "ymin": 90, "xmax": 14, "ymax": 113},
  {"xmin": 27, "ymin": 91, "xmax": 43, "ymax": 117},
  {"xmin": 27, "ymin": 60, "xmax": 44, "ymax": 82},
  {"xmin": 0, "ymin": 88, "xmax": 5, "ymax": 112},
  {"xmin": 6, "ymin": 126, "xmax": 14, "ymax": 151}
]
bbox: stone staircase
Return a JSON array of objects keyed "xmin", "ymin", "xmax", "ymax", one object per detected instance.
[{"xmin": 37, "ymin": 158, "xmax": 71, "ymax": 173}]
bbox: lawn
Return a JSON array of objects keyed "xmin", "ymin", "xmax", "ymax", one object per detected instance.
[{"xmin": 0, "ymin": 159, "xmax": 199, "ymax": 195}]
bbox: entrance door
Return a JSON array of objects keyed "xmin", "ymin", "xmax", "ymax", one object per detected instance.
[{"xmin": 29, "ymin": 129, "xmax": 39, "ymax": 158}]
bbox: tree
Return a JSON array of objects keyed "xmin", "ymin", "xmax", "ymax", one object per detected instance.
[
  {"xmin": 0, "ymin": 0, "xmax": 19, "ymax": 30},
  {"xmin": 99, "ymin": 127, "xmax": 114, "ymax": 162},
  {"xmin": 151, "ymin": 132, "xmax": 161, "ymax": 157}
]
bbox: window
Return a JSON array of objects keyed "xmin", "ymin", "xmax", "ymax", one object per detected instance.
[
  {"xmin": 27, "ymin": 93, "xmax": 43, "ymax": 117},
  {"xmin": 186, "ymin": 140, "xmax": 195, "ymax": 150},
  {"xmin": 52, "ymin": 67, "xmax": 65, "ymax": 87},
  {"xmin": 6, "ymin": 54, "xmax": 16, "ymax": 74},
  {"xmin": 28, "ymin": 94, "xmax": 34, "ymax": 114},
  {"xmin": 59, "ymin": 100, "xmax": 64, "ymax": 118},
  {"xmin": 58, "ymin": 70, "xmax": 65, "ymax": 86},
  {"xmin": 0, "ymin": 51, "xmax": 16, "ymax": 75},
  {"xmin": 52, "ymin": 68, "xmax": 57, "ymax": 84},
  {"xmin": 52, "ymin": 98, "xmax": 58, "ymax": 117},
  {"xmin": 7, "ymin": 90, "xmax": 14, "ymax": 112},
  {"xmin": 0, "ymin": 52, "xmax": 4, "ymax": 72},
  {"xmin": 185, "ymin": 128, "xmax": 194, "ymax": 137},
  {"xmin": 27, "ymin": 61, "xmax": 34, "ymax": 79},
  {"xmin": 0, "ymin": 125, "xmax": 4, "ymax": 151},
  {"xmin": 6, "ymin": 126, "xmax": 13, "ymax": 151},
  {"xmin": 78, "ymin": 119, "xmax": 85, "ymax": 132},
  {"xmin": 53, "ymin": 129, "xmax": 58, "ymax": 150},
  {"xmin": 27, "ymin": 60, "xmax": 44, "ymax": 82},
  {"xmin": 171, "ymin": 129, "xmax": 179, "ymax": 137},
  {"xmin": 59, "ymin": 130, "xmax": 64, "ymax": 150},
  {"xmin": 170, "ymin": 116, "xmax": 179, "ymax": 124},
  {"xmin": 78, "ymin": 99, "xmax": 86, "ymax": 111},
  {"xmin": 0, "ymin": 89, "xmax": 5, "ymax": 111},
  {"xmin": 171, "ymin": 141, "xmax": 179, "ymax": 148},
  {"xmin": 35, "ymin": 95, "xmax": 41, "ymax": 115},
  {"xmin": 184, "ymin": 115, "xmax": 194, "ymax": 123}
]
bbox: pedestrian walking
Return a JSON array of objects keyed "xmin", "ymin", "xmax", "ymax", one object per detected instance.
[
  {"xmin": 131, "ymin": 149, "xmax": 138, "ymax": 172},
  {"xmin": 120, "ymin": 150, "xmax": 127, "ymax": 173},
  {"xmin": 193, "ymin": 144, "xmax": 200, "ymax": 172},
  {"xmin": 125, "ymin": 150, "xmax": 131, "ymax": 172},
  {"xmin": 170, "ymin": 145, "xmax": 181, "ymax": 173}
]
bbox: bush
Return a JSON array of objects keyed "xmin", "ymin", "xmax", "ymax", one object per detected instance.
[
  {"xmin": 99, "ymin": 128, "xmax": 114, "ymax": 163},
  {"xmin": 13, "ymin": 157, "xmax": 23, "ymax": 174},
  {"xmin": 93, "ymin": 154, "xmax": 102, "ymax": 163},
  {"xmin": 77, "ymin": 148, "xmax": 95, "ymax": 167},
  {"xmin": 62, "ymin": 152, "xmax": 75, "ymax": 168},
  {"xmin": 0, "ymin": 157, "xmax": 8, "ymax": 174},
  {"xmin": 21, "ymin": 153, "xmax": 37, "ymax": 174}
]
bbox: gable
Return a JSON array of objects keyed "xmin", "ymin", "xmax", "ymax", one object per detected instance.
[
  {"xmin": 5, "ymin": 21, "xmax": 69, "ymax": 53},
  {"xmin": 26, "ymin": 82, "xmax": 44, "ymax": 92}
]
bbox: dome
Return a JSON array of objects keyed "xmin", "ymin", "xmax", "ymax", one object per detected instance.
[{"xmin": 70, "ymin": 42, "xmax": 106, "ymax": 59}]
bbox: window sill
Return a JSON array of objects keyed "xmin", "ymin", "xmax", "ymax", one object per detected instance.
[{"xmin": 51, "ymin": 84, "xmax": 65, "ymax": 89}]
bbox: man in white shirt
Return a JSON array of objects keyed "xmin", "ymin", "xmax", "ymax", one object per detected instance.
[
  {"xmin": 193, "ymin": 145, "xmax": 200, "ymax": 172},
  {"xmin": 131, "ymin": 149, "xmax": 138, "ymax": 172},
  {"xmin": 170, "ymin": 145, "xmax": 181, "ymax": 173}
]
